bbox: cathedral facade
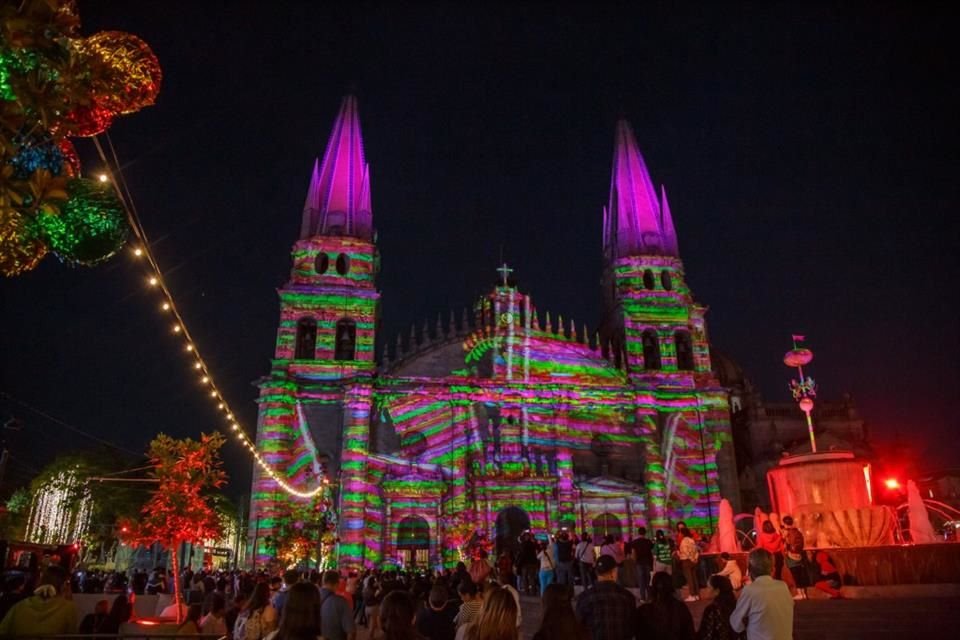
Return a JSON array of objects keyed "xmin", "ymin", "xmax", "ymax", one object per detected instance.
[{"xmin": 247, "ymin": 96, "xmax": 739, "ymax": 569}]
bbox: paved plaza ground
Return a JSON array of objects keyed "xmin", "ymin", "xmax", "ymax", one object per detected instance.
[{"xmin": 354, "ymin": 592, "xmax": 960, "ymax": 640}]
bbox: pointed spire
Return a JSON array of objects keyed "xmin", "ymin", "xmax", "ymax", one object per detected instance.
[
  {"xmin": 435, "ymin": 313, "xmax": 443, "ymax": 339},
  {"xmin": 300, "ymin": 95, "xmax": 373, "ymax": 240},
  {"xmin": 545, "ymin": 312, "xmax": 553, "ymax": 334},
  {"xmin": 394, "ymin": 333, "xmax": 402, "ymax": 359},
  {"xmin": 532, "ymin": 310, "xmax": 541, "ymax": 332},
  {"xmin": 557, "ymin": 314, "xmax": 565, "ymax": 337},
  {"xmin": 448, "ymin": 309, "xmax": 456, "ymax": 335},
  {"xmin": 569, "ymin": 318, "xmax": 576, "ymax": 341},
  {"xmin": 660, "ymin": 184, "xmax": 679, "ymax": 256},
  {"xmin": 603, "ymin": 118, "xmax": 678, "ymax": 259}
]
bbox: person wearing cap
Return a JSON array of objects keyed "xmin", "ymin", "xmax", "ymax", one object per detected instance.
[{"xmin": 575, "ymin": 554, "xmax": 635, "ymax": 640}]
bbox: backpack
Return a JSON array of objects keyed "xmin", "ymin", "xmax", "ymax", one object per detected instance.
[{"xmin": 557, "ymin": 540, "xmax": 573, "ymax": 562}]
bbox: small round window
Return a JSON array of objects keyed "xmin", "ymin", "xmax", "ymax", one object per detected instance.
[
  {"xmin": 335, "ymin": 253, "xmax": 350, "ymax": 275},
  {"xmin": 315, "ymin": 252, "xmax": 329, "ymax": 274},
  {"xmin": 660, "ymin": 271, "xmax": 673, "ymax": 291},
  {"xmin": 642, "ymin": 269, "xmax": 656, "ymax": 290}
]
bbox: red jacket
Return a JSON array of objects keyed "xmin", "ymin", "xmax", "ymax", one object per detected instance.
[{"xmin": 757, "ymin": 530, "xmax": 784, "ymax": 554}]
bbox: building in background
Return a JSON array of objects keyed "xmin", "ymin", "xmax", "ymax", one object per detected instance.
[
  {"xmin": 712, "ymin": 352, "xmax": 871, "ymax": 511},
  {"xmin": 247, "ymin": 96, "xmax": 740, "ymax": 569}
]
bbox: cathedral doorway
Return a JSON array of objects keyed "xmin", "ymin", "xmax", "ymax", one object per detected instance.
[
  {"xmin": 592, "ymin": 513, "xmax": 623, "ymax": 542},
  {"xmin": 495, "ymin": 507, "xmax": 531, "ymax": 559},
  {"xmin": 396, "ymin": 516, "xmax": 430, "ymax": 569}
]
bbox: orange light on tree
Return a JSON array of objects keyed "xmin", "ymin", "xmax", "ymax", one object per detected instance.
[
  {"xmin": 884, "ymin": 478, "xmax": 901, "ymax": 490},
  {"xmin": 118, "ymin": 432, "xmax": 226, "ymax": 624}
]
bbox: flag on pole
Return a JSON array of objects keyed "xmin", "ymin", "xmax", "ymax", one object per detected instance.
[{"xmin": 792, "ymin": 334, "xmax": 805, "ymax": 342}]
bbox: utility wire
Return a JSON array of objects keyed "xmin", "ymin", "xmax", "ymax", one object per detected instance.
[{"xmin": 0, "ymin": 392, "xmax": 142, "ymax": 457}]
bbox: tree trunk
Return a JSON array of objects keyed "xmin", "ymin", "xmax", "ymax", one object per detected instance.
[{"xmin": 171, "ymin": 542, "xmax": 182, "ymax": 624}]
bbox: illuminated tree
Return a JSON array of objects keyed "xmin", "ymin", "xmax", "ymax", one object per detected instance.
[{"xmin": 120, "ymin": 433, "xmax": 226, "ymax": 622}]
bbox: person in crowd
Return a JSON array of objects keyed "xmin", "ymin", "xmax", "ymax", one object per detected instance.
[
  {"xmin": 200, "ymin": 591, "xmax": 228, "ymax": 635},
  {"xmin": 265, "ymin": 581, "xmax": 324, "ymax": 640},
  {"xmin": 537, "ymin": 540, "xmax": 556, "ymax": 595},
  {"xmin": 756, "ymin": 521, "xmax": 785, "ymax": 580},
  {"xmin": 177, "ymin": 604, "xmax": 203, "ymax": 635},
  {"xmin": 517, "ymin": 533, "xmax": 539, "ymax": 595},
  {"xmin": 235, "ymin": 582, "xmax": 279, "ymax": 640},
  {"xmin": 375, "ymin": 590, "xmax": 424, "ymax": 640},
  {"xmin": 147, "ymin": 569, "xmax": 166, "ymax": 595},
  {"xmin": 0, "ymin": 565, "xmax": 78, "ymax": 635},
  {"xmin": 575, "ymin": 533, "xmax": 596, "ymax": 588},
  {"xmin": 416, "ymin": 584, "xmax": 457, "ymax": 640},
  {"xmin": 600, "ymin": 535, "xmax": 623, "ymax": 565},
  {"xmin": 812, "ymin": 549, "xmax": 844, "ymax": 599},
  {"xmin": 457, "ymin": 586, "xmax": 518, "ymax": 640},
  {"xmin": 632, "ymin": 527, "xmax": 654, "ymax": 602},
  {"xmin": 636, "ymin": 571, "xmax": 695, "ymax": 640},
  {"xmin": 319, "ymin": 570, "xmax": 355, "ymax": 640},
  {"xmin": 532, "ymin": 583, "xmax": 589, "ymax": 640},
  {"xmin": 652, "ymin": 530, "xmax": 674, "ymax": 576},
  {"xmin": 574, "ymin": 554, "xmax": 635, "ymax": 640},
  {"xmin": 226, "ymin": 591, "xmax": 249, "ymax": 636},
  {"xmin": 453, "ymin": 579, "xmax": 482, "ymax": 629},
  {"xmin": 364, "ymin": 575, "xmax": 384, "ymax": 635},
  {"xmin": 555, "ymin": 529, "xmax": 575, "ymax": 586},
  {"xmin": 714, "ymin": 552, "xmax": 743, "ymax": 590},
  {"xmin": 730, "ymin": 549, "xmax": 794, "ymax": 640},
  {"xmin": 99, "ymin": 594, "xmax": 133, "ymax": 633},
  {"xmin": 79, "ymin": 598, "xmax": 110, "ymax": 633},
  {"xmin": 678, "ymin": 526, "xmax": 701, "ymax": 601},
  {"xmin": 697, "ymin": 575, "xmax": 740, "ymax": 640},
  {"xmin": 781, "ymin": 516, "xmax": 808, "ymax": 599},
  {"xmin": 273, "ymin": 570, "xmax": 300, "ymax": 615}
]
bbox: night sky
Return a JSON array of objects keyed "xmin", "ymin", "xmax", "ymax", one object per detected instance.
[{"xmin": 2, "ymin": 2, "xmax": 957, "ymax": 498}]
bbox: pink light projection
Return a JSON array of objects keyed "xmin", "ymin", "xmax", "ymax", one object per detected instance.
[
  {"xmin": 300, "ymin": 94, "xmax": 373, "ymax": 240},
  {"xmin": 247, "ymin": 99, "xmax": 736, "ymax": 571},
  {"xmin": 603, "ymin": 118, "xmax": 679, "ymax": 259}
]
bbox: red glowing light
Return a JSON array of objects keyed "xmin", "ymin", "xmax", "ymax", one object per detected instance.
[{"xmin": 884, "ymin": 478, "xmax": 901, "ymax": 490}]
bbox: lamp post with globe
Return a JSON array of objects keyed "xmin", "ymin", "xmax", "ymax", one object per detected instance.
[{"xmin": 784, "ymin": 335, "xmax": 818, "ymax": 453}]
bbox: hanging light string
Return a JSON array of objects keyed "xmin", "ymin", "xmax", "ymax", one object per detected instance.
[{"xmin": 90, "ymin": 133, "xmax": 326, "ymax": 499}]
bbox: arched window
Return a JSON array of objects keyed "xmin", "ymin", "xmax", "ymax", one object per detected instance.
[
  {"xmin": 334, "ymin": 318, "xmax": 357, "ymax": 361},
  {"xmin": 315, "ymin": 252, "xmax": 329, "ymax": 274},
  {"xmin": 335, "ymin": 253, "xmax": 350, "ymax": 275},
  {"xmin": 642, "ymin": 330, "xmax": 661, "ymax": 370},
  {"xmin": 660, "ymin": 271, "xmax": 673, "ymax": 291},
  {"xmin": 592, "ymin": 513, "xmax": 623, "ymax": 542},
  {"xmin": 294, "ymin": 317, "xmax": 317, "ymax": 360},
  {"xmin": 675, "ymin": 330, "xmax": 694, "ymax": 370},
  {"xmin": 642, "ymin": 269, "xmax": 656, "ymax": 290}
]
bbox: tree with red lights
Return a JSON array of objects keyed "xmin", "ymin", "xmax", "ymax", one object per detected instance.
[{"xmin": 119, "ymin": 433, "xmax": 226, "ymax": 622}]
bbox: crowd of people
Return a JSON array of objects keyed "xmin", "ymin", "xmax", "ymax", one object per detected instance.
[{"xmin": 0, "ymin": 515, "xmax": 843, "ymax": 639}]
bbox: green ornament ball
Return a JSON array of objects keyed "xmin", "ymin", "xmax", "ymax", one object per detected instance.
[{"xmin": 37, "ymin": 177, "xmax": 128, "ymax": 267}]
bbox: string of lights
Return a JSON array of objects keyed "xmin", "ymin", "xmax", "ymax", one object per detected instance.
[{"xmin": 90, "ymin": 133, "xmax": 326, "ymax": 499}]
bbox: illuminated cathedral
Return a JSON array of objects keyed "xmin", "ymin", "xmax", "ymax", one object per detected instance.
[{"xmin": 247, "ymin": 96, "xmax": 739, "ymax": 569}]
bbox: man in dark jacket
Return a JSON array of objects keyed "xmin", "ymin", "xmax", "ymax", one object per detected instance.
[
  {"xmin": 416, "ymin": 585, "xmax": 457, "ymax": 640},
  {"xmin": 575, "ymin": 555, "xmax": 635, "ymax": 640}
]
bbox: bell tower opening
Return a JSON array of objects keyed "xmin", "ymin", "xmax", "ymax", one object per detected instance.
[
  {"xmin": 295, "ymin": 317, "xmax": 317, "ymax": 360},
  {"xmin": 334, "ymin": 318, "xmax": 357, "ymax": 360}
]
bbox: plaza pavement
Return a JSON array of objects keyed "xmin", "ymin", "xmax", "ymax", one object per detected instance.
[{"xmin": 354, "ymin": 590, "xmax": 960, "ymax": 640}]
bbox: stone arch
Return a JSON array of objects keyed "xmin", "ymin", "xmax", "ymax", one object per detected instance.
[
  {"xmin": 592, "ymin": 513, "xmax": 623, "ymax": 542},
  {"xmin": 295, "ymin": 317, "xmax": 317, "ymax": 360}
]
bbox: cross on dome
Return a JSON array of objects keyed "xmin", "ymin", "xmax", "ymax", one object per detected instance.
[{"xmin": 496, "ymin": 263, "xmax": 514, "ymax": 287}]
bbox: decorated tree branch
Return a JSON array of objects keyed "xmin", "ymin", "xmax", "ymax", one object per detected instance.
[
  {"xmin": 0, "ymin": 0, "xmax": 161, "ymax": 276},
  {"xmin": 119, "ymin": 433, "xmax": 226, "ymax": 623}
]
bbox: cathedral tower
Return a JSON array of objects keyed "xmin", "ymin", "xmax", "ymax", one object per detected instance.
[
  {"xmin": 249, "ymin": 95, "xmax": 379, "ymax": 566},
  {"xmin": 599, "ymin": 118, "xmax": 711, "ymax": 380}
]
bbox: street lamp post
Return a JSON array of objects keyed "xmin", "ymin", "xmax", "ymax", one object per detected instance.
[{"xmin": 784, "ymin": 335, "xmax": 818, "ymax": 453}]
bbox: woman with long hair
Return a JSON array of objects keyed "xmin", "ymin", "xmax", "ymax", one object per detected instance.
[
  {"xmin": 98, "ymin": 595, "xmax": 132, "ymax": 633},
  {"xmin": 532, "ymin": 584, "xmax": 588, "ymax": 640},
  {"xmin": 636, "ymin": 571, "xmax": 695, "ymax": 640},
  {"xmin": 264, "ymin": 582, "xmax": 322, "ymax": 640},
  {"xmin": 375, "ymin": 590, "xmax": 423, "ymax": 640},
  {"xmin": 458, "ymin": 586, "xmax": 518, "ymax": 640},
  {"xmin": 235, "ymin": 582, "xmax": 278, "ymax": 640},
  {"xmin": 756, "ymin": 520, "xmax": 784, "ymax": 580},
  {"xmin": 697, "ymin": 575, "xmax": 741, "ymax": 640}
]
